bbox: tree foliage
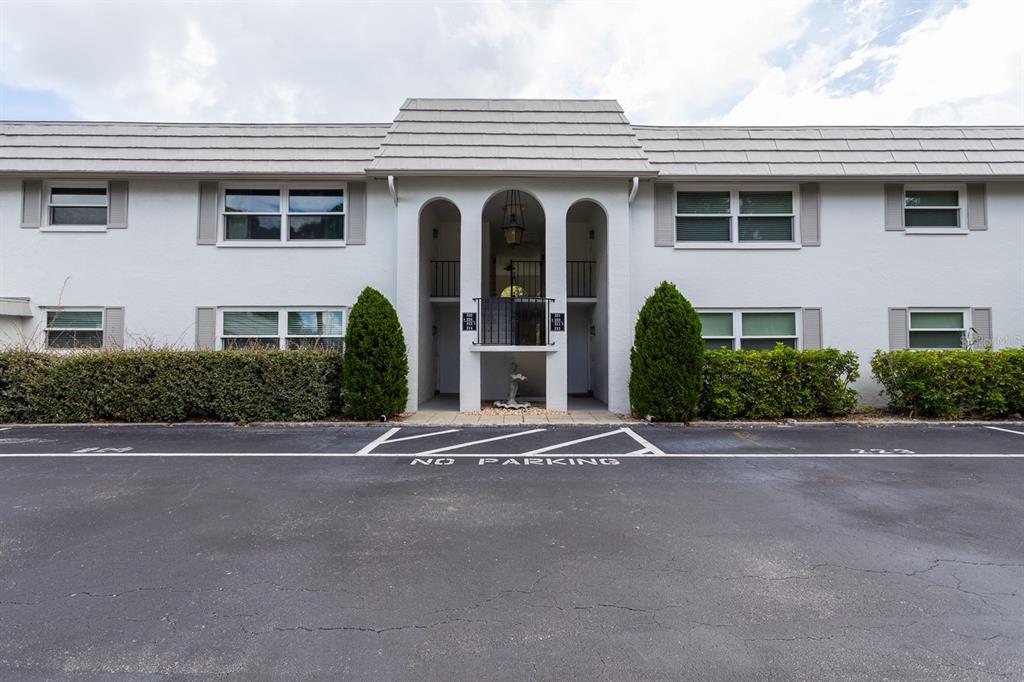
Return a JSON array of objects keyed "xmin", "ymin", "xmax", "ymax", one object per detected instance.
[{"xmin": 342, "ymin": 287, "xmax": 409, "ymax": 420}]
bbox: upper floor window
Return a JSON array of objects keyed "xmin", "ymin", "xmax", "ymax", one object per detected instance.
[
  {"xmin": 904, "ymin": 186, "xmax": 964, "ymax": 230},
  {"xmin": 45, "ymin": 309, "xmax": 104, "ymax": 349},
  {"xmin": 223, "ymin": 186, "xmax": 344, "ymax": 243},
  {"xmin": 48, "ymin": 185, "xmax": 107, "ymax": 227},
  {"xmin": 698, "ymin": 310, "xmax": 799, "ymax": 351},
  {"xmin": 676, "ymin": 187, "xmax": 797, "ymax": 246},
  {"xmin": 220, "ymin": 308, "xmax": 345, "ymax": 350}
]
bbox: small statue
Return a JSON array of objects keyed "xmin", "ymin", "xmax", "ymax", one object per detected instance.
[{"xmin": 494, "ymin": 362, "xmax": 531, "ymax": 409}]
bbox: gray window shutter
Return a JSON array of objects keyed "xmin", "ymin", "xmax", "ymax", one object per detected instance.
[
  {"xmin": 971, "ymin": 307, "xmax": 992, "ymax": 348},
  {"xmin": 884, "ymin": 184, "xmax": 904, "ymax": 231},
  {"xmin": 347, "ymin": 181, "xmax": 367, "ymax": 245},
  {"xmin": 966, "ymin": 183, "xmax": 987, "ymax": 231},
  {"xmin": 802, "ymin": 308, "xmax": 823, "ymax": 349},
  {"xmin": 799, "ymin": 183, "xmax": 820, "ymax": 246},
  {"xmin": 103, "ymin": 307, "xmax": 125, "ymax": 348},
  {"xmin": 21, "ymin": 180, "xmax": 43, "ymax": 228},
  {"xmin": 197, "ymin": 182, "xmax": 219, "ymax": 245},
  {"xmin": 108, "ymin": 180, "xmax": 129, "ymax": 228},
  {"xmin": 196, "ymin": 307, "xmax": 217, "ymax": 350},
  {"xmin": 654, "ymin": 184, "xmax": 674, "ymax": 247},
  {"xmin": 888, "ymin": 308, "xmax": 909, "ymax": 350}
]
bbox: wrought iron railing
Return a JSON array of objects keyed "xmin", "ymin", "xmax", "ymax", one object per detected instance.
[
  {"xmin": 430, "ymin": 260, "xmax": 460, "ymax": 297},
  {"xmin": 567, "ymin": 260, "xmax": 596, "ymax": 298},
  {"xmin": 475, "ymin": 297, "xmax": 552, "ymax": 346}
]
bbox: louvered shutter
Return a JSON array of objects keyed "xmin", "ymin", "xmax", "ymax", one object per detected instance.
[
  {"xmin": 346, "ymin": 181, "xmax": 367, "ymax": 245},
  {"xmin": 966, "ymin": 184, "xmax": 987, "ymax": 231},
  {"xmin": 103, "ymin": 307, "xmax": 125, "ymax": 348},
  {"xmin": 195, "ymin": 307, "xmax": 217, "ymax": 350},
  {"xmin": 21, "ymin": 180, "xmax": 43, "ymax": 228},
  {"xmin": 197, "ymin": 182, "xmax": 219, "ymax": 245},
  {"xmin": 799, "ymin": 183, "xmax": 820, "ymax": 246},
  {"xmin": 971, "ymin": 307, "xmax": 992, "ymax": 348},
  {"xmin": 884, "ymin": 184, "xmax": 904, "ymax": 231},
  {"xmin": 802, "ymin": 308, "xmax": 823, "ymax": 349},
  {"xmin": 107, "ymin": 181, "xmax": 129, "ymax": 228},
  {"xmin": 888, "ymin": 308, "xmax": 909, "ymax": 350},
  {"xmin": 654, "ymin": 184, "xmax": 674, "ymax": 247}
]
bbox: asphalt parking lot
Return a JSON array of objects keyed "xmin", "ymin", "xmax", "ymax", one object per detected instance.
[{"xmin": 1, "ymin": 423, "xmax": 1022, "ymax": 679}]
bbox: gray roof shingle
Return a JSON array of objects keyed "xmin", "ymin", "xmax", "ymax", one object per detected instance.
[
  {"xmin": 634, "ymin": 126, "xmax": 1024, "ymax": 178},
  {"xmin": 366, "ymin": 98, "xmax": 656, "ymax": 176}
]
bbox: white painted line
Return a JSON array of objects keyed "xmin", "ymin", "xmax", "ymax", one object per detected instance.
[
  {"xmin": 625, "ymin": 447, "xmax": 650, "ymax": 455},
  {"xmin": 985, "ymin": 426, "xmax": 1024, "ymax": 436},
  {"xmin": 356, "ymin": 427, "xmax": 400, "ymax": 455},
  {"xmin": 521, "ymin": 429, "xmax": 625, "ymax": 455},
  {"xmin": 380, "ymin": 429, "xmax": 461, "ymax": 444},
  {"xmin": 1, "ymin": 452, "xmax": 1023, "ymax": 458},
  {"xmin": 622, "ymin": 427, "xmax": 666, "ymax": 456},
  {"xmin": 416, "ymin": 429, "xmax": 547, "ymax": 455}
]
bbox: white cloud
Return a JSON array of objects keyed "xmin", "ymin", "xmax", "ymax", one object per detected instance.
[{"xmin": 0, "ymin": 0, "xmax": 1020, "ymax": 125}]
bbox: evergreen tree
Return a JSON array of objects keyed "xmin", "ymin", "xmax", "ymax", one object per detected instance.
[
  {"xmin": 629, "ymin": 281, "xmax": 704, "ymax": 421},
  {"xmin": 342, "ymin": 287, "xmax": 409, "ymax": 420}
]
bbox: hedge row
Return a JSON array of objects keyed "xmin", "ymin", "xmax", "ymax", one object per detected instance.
[
  {"xmin": 871, "ymin": 349, "xmax": 1024, "ymax": 418},
  {"xmin": 0, "ymin": 350, "xmax": 344, "ymax": 423},
  {"xmin": 700, "ymin": 347, "xmax": 860, "ymax": 420}
]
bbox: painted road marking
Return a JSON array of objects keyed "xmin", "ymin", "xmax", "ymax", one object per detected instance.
[
  {"xmin": 72, "ymin": 447, "xmax": 133, "ymax": 453},
  {"xmin": 986, "ymin": 426, "xmax": 1024, "ymax": 436},
  {"xmin": 416, "ymin": 429, "xmax": 548, "ymax": 455},
  {"xmin": 521, "ymin": 429, "xmax": 626, "ymax": 455},
  {"xmin": 376, "ymin": 429, "xmax": 462, "ymax": 444},
  {"xmin": 622, "ymin": 427, "xmax": 666, "ymax": 456},
  {"xmin": 355, "ymin": 427, "xmax": 401, "ymax": 454},
  {"xmin": 1, "ymin": 452, "xmax": 1023, "ymax": 458}
]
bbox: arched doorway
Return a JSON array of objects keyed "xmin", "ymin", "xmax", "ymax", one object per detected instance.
[
  {"xmin": 418, "ymin": 198, "xmax": 461, "ymax": 408},
  {"xmin": 566, "ymin": 200, "xmax": 609, "ymax": 408}
]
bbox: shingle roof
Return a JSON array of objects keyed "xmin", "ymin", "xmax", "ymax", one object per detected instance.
[
  {"xmin": 0, "ymin": 122, "xmax": 390, "ymax": 175},
  {"xmin": 366, "ymin": 98, "xmax": 656, "ymax": 176},
  {"xmin": 634, "ymin": 126, "xmax": 1024, "ymax": 178}
]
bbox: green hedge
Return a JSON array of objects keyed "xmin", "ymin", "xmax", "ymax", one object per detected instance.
[
  {"xmin": 871, "ymin": 349, "xmax": 1024, "ymax": 418},
  {"xmin": 700, "ymin": 347, "xmax": 860, "ymax": 419},
  {"xmin": 0, "ymin": 349, "xmax": 344, "ymax": 423}
]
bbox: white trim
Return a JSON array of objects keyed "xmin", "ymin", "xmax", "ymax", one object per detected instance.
[
  {"xmin": 41, "ymin": 180, "xmax": 109, "ymax": 232},
  {"xmin": 697, "ymin": 308, "xmax": 802, "ymax": 350},
  {"xmin": 673, "ymin": 183, "xmax": 800, "ymax": 248},
  {"xmin": 907, "ymin": 307, "xmax": 970, "ymax": 350},
  {"xmin": 42, "ymin": 306, "xmax": 105, "ymax": 349},
  {"xmin": 216, "ymin": 306, "xmax": 347, "ymax": 350},
  {"xmin": 903, "ymin": 183, "xmax": 967, "ymax": 232},
  {"xmin": 218, "ymin": 181, "xmax": 347, "ymax": 247}
]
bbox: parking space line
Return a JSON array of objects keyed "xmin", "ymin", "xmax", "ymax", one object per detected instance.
[
  {"xmin": 622, "ymin": 427, "xmax": 666, "ymax": 456},
  {"xmin": 417, "ymin": 429, "xmax": 547, "ymax": 455},
  {"xmin": 986, "ymin": 426, "xmax": 1024, "ymax": 436},
  {"xmin": 379, "ymin": 429, "xmax": 461, "ymax": 444},
  {"xmin": 1, "ymin": 452, "xmax": 1023, "ymax": 458},
  {"xmin": 356, "ymin": 427, "xmax": 401, "ymax": 454},
  {"xmin": 521, "ymin": 429, "xmax": 625, "ymax": 455}
]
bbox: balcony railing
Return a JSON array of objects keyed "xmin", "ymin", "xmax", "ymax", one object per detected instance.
[
  {"xmin": 567, "ymin": 260, "xmax": 596, "ymax": 298},
  {"xmin": 430, "ymin": 260, "xmax": 460, "ymax": 298},
  {"xmin": 475, "ymin": 296, "xmax": 552, "ymax": 346}
]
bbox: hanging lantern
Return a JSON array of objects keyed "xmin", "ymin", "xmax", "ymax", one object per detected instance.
[{"xmin": 501, "ymin": 190, "xmax": 526, "ymax": 246}]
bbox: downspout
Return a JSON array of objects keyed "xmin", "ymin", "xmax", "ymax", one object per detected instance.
[
  {"xmin": 627, "ymin": 176, "xmax": 639, "ymax": 204},
  {"xmin": 388, "ymin": 175, "xmax": 398, "ymax": 206}
]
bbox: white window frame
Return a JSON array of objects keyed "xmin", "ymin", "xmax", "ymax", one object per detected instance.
[
  {"xmin": 674, "ymin": 184, "xmax": 800, "ymax": 249},
  {"xmin": 217, "ymin": 307, "xmax": 347, "ymax": 350},
  {"xmin": 43, "ymin": 307, "xmax": 105, "ymax": 350},
  {"xmin": 218, "ymin": 181, "xmax": 347, "ymax": 247},
  {"xmin": 697, "ymin": 308, "xmax": 803, "ymax": 350},
  {"xmin": 903, "ymin": 183, "xmax": 968, "ymax": 235},
  {"xmin": 907, "ymin": 307, "xmax": 971, "ymax": 350},
  {"xmin": 42, "ymin": 180, "xmax": 109, "ymax": 232}
]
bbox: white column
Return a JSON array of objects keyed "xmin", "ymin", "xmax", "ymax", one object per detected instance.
[
  {"xmin": 395, "ymin": 193, "xmax": 420, "ymax": 412},
  {"xmin": 605, "ymin": 195, "xmax": 632, "ymax": 414},
  {"xmin": 546, "ymin": 203, "xmax": 568, "ymax": 411},
  {"xmin": 459, "ymin": 210, "xmax": 482, "ymax": 411}
]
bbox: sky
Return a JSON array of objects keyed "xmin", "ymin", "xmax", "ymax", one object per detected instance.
[{"xmin": 1, "ymin": 0, "xmax": 1021, "ymax": 125}]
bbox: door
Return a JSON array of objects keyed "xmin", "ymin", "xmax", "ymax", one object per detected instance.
[{"xmin": 567, "ymin": 306, "xmax": 591, "ymax": 394}]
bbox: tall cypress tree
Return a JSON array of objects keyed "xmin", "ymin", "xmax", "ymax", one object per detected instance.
[
  {"xmin": 629, "ymin": 281, "xmax": 704, "ymax": 422},
  {"xmin": 342, "ymin": 287, "xmax": 409, "ymax": 420}
]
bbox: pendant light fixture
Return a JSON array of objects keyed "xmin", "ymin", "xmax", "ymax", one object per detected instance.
[{"xmin": 500, "ymin": 189, "xmax": 526, "ymax": 246}]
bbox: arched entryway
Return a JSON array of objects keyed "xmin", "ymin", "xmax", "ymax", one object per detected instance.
[
  {"xmin": 566, "ymin": 199, "xmax": 609, "ymax": 409},
  {"xmin": 418, "ymin": 198, "xmax": 461, "ymax": 409}
]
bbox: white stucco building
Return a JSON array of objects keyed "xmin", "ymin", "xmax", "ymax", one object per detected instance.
[{"xmin": 1, "ymin": 98, "xmax": 1021, "ymax": 413}]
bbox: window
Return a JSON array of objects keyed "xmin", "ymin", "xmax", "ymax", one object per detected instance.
[
  {"xmin": 699, "ymin": 310, "xmax": 799, "ymax": 350},
  {"xmin": 904, "ymin": 186, "xmax": 964, "ymax": 229},
  {"xmin": 223, "ymin": 186, "xmax": 344, "ymax": 243},
  {"xmin": 48, "ymin": 185, "xmax": 107, "ymax": 226},
  {"xmin": 677, "ymin": 187, "xmax": 796, "ymax": 245},
  {"xmin": 220, "ymin": 309, "xmax": 346, "ymax": 350},
  {"xmin": 909, "ymin": 310, "xmax": 966, "ymax": 349},
  {"xmin": 45, "ymin": 309, "xmax": 103, "ymax": 349}
]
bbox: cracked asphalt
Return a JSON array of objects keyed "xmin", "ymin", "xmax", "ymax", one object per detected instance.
[{"xmin": 0, "ymin": 425, "xmax": 1023, "ymax": 679}]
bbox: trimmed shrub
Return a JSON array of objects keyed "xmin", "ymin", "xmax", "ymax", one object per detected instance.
[
  {"xmin": 871, "ymin": 349, "xmax": 1024, "ymax": 418},
  {"xmin": 700, "ymin": 346, "xmax": 860, "ymax": 419},
  {"xmin": 0, "ymin": 349, "xmax": 343, "ymax": 423},
  {"xmin": 629, "ymin": 281, "xmax": 704, "ymax": 421},
  {"xmin": 342, "ymin": 287, "xmax": 409, "ymax": 420}
]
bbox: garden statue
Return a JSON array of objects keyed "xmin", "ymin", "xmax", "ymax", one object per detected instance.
[{"xmin": 494, "ymin": 362, "xmax": 530, "ymax": 409}]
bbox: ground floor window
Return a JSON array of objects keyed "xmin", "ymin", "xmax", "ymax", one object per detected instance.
[
  {"xmin": 908, "ymin": 310, "xmax": 967, "ymax": 349},
  {"xmin": 698, "ymin": 310, "xmax": 799, "ymax": 351},
  {"xmin": 45, "ymin": 309, "xmax": 104, "ymax": 348},
  {"xmin": 220, "ymin": 308, "xmax": 345, "ymax": 350}
]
